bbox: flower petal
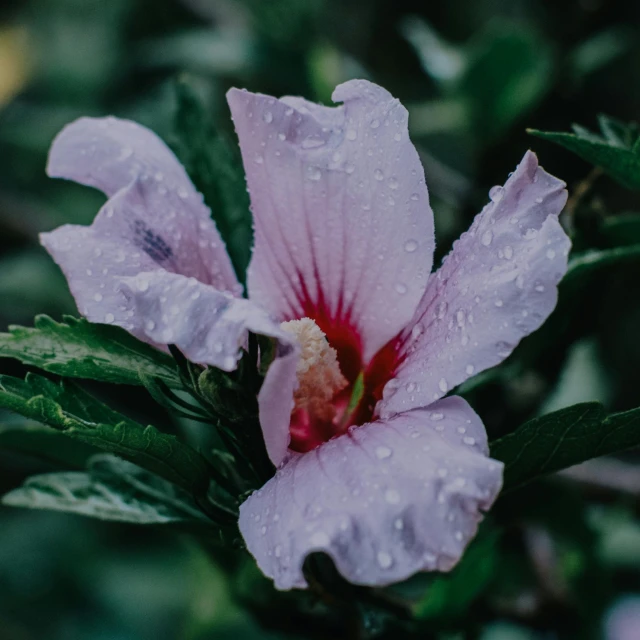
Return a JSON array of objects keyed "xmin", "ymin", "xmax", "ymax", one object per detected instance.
[
  {"xmin": 239, "ymin": 396, "xmax": 502, "ymax": 590},
  {"xmin": 47, "ymin": 116, "xmax": 239, "ymax": 293},
  {"xmin": 378, "ymin": 151, "xmax": 570, "ymax": 419},
  {"xmin": 227, "ymin": 80, "xmax": 434, "ymax": 363},
  {"xmin": 118, "ymin": 270, "xmax": 298, "ymax": 466}
]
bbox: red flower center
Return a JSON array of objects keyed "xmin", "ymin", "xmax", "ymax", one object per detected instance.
[{"xmin": 285, "ymin": 309, "xmax": 401, "ymax": 453}]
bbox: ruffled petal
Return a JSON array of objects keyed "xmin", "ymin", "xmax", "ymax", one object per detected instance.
[
  {"xmin": 378, "ymin": 151, "xmax": 570, "ymax": 419},
  {"xmin": 227, "ymin": 80, "xmax": 435, "ymax": 363},
  {"xmin": 239, "ymin": 396, "xmax": 502, "ymax": 590},
  {"xmin": 46, "ymin": 117, "xmax": 239, "ymax": 293},
  {"xmin": 119, "ymin": 270, "xmax": 298, "ymax": 466}
]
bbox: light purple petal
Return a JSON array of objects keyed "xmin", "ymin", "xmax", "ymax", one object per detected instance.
[
  {"xmin": 227, "ymin": 80, "xmax": 435, "ymax": 363},
  {"xmin": 239, "ymin": 396, "xmax": 502, "ymax": 590},
  {"xmin": 46, "ymin": 116, "xmax": 239, "ymax": 293},
  {"xmin": 605, "ymin": 597, "xmax": 640, "ymax": 640},
  {"xmin": 378, "ymin": 151, "xmax": 570, "ymax": 419},
  {"xmin": 118, "ymin": 270, "xmax": 297, "ymax": 466}
]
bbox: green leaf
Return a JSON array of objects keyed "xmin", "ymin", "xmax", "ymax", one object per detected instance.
[
  {"xmin": 0, "ymin": 418, "xmax": 97, "ymax": 468},
  {"xmin": 3, "ymin": 454, "xmax": 211, "ymax": 525},
  {"xmin": 0, "ymin": 315, "xmax": 181, "ymax": 388},
  {"xmin": 170, "ymin": 77, "xmax": 252, "ymax": 280},
  {"xmin": 413, "ymin": 525, "xmax": 499, "ymax": 620},
  {"xmin": 563, "ymin": 244, "xmax": 640, "ymax": 286},
  {"xmin": 0, "ymin": 373, "xmax": 210, "ymax": 492},
  {"xmin": 600, "ymin": 213, "xmax": 640, "ymax": 247},
  {"xmin": 529, "ymin": 116, "xmax": 640, "ymax": 189},
  {"xmin": 491, "ymin": 402, "xmax": 640, "ymax": 490}
]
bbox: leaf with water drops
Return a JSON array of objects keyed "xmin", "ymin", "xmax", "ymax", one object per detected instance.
[
  {"xmin": 0, "ymin": 315, "xmax": 181, "ymax": 388},
  {"xmin": 491, "ymin": 402, "xmax": 640, "ymax": 490},
  {"xmin": 2, "ymin": 454, "xmax": 212, "ymax": 526}
]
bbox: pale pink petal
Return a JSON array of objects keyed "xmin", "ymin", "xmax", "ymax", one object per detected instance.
[
  {"xmin": 239, "ymin": 396, "xmax": 502, "ymax": 590},
  {"xmin": 118, "ymin": 270, "xmax": 297, "ymax": 466},
  {"xmin": 47, "ymin": 116, "xmax": 239, "ymax": 293},
  {"xmin": 378, "ymin": 151, "xmax": 570, "ymax": 419},
  {"xmin": 227, "ymin": 80, "xmax": 434, "ymax": 363}
]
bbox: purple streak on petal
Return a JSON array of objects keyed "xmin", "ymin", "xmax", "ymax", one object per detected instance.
[
  {"xmin": 46, "ymin": 116, "xmax": 239, "ymax": 293},
  {"xmin": 239, "ymin": 396, "xmax": 502, "ymax": 590},
  {"xmin": 378, "ymin": 151, "xmax": 570, "ymax": 419},
  {"xmin": 227, "ymin": 80, "xmax": 435, "ymax": 363},
  {"xmin": 118, "ymin": 270, "xmax": 297, "ymax": 466}
]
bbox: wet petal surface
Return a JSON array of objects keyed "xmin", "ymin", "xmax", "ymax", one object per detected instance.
[
  {"xmin": 239, "ymin": 396, "xmax": 502, "ymax": 590},
  {"xmin": 378, "ymin": 151, "xmax": 570, "ymax": 418},
  {"xmin": 227, "ymin": 80, "xmax": 435, "ymax": 364}
]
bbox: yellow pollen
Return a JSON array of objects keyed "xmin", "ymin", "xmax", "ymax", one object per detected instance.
[{"xmin": 280, "ymin": 318, "xmax": 348, "ymax": 421}]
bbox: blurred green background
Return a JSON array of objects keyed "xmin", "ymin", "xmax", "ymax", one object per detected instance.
[{"xmin": 1, "ymin": 0, "xmax": 640, "ymax": 638}]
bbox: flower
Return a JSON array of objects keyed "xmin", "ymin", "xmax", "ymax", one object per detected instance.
[{"xmin": 41, "ymin": 79, "xmax": 570, "ymax": 590}]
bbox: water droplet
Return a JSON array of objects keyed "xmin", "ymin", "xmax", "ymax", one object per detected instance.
[
  {"xmin": 395, "ymin": 282, "xmax": 408, "ymax": 294},
  {"xmin": 494, "ymin": 299, "xmax": 503, "ymax": 307},
  {"xmin": 346, "ymin": 129, "xmax": 357, "ymax": 141},
  {"xmin": 376, "ymin": 446, "xmax": 392, "ymax": 460},
  {"xmin": 302, "ymin": 136, "xmax": 324, "ymax": 149},
  {"xmin": 263, "ymin": 111, "xmax": 273, "ymax": 123},
  {"xmin": 523, "ymin": 228, "xmax": 538, "ymax": 240},
  {"xmin": 307, "ymin": 166, "xmax": 322, "ymax": 181},
  {"xmin": 394, "ymin": 132, "xmax": 402, "ymax": 142},
  {"xmin": 385, "ymin": 489, "xmax": 400, "ymax": 504},
  {"xmin": 456, "ymin": 310, "xmax": 465, "ymax": 326},
  {"xmin": 253, "ymin": 152, "xmax": 264, "ymax": 164},
  {"xmin": 466, "ymin": 364, "xmax": 475, "ymax": 375},
  {"xmin": 374, "ymin": 169, "xmax": 384, "ymax": 181},
  {"xmin": 370, "ymin": 119, "xmax": 380, "ymax": 129},
  {"xmin": 104, "ymin": 313, "xmax": 114, "ymax": 323},
  {"xmin": 535, "ymin": 197, "xmax": 543, "ymax": 204},
  {"xmin": 411, "ymin": 323, "xmax": 423, "ymax": 340},
  {"xmin": 430, "ymin": 412, "xmax": 444, "ymax": 421},
  {"xmin": 435, "ymin": 301, "xmax": 448, "ymax": 319},
  {"xmin": 93, "ymin": 293, "xmax": 103, "ymax": 302},
  {"xmin": 394, "ymin": 518, "xmax": 404, "ymax": 530},
  {"xmin": 535, "ymin": 284, "xmax": 545, "ymax": 292},
  {"xmin": 504, "ymin": 245, "xmax": 513, "ymax": 259},
  {"xmin": 310, "ymin": 531, "xmax": 330, "ymax": 546},
  {"xmin": 274, "ymin": 545, "xmax": 282, "ymax": 558},
  {"xmin": 410, "ymin": 192, "xmax": 420, "ymax": 201},
  {"xmin": 463, "ymin": 436, "xmax": 476, "ymax": 445},
  {"xmin": 439, "ymin": 378, "xmax": 448, "ymax": 393},
  {"xmin": 404, "ymin": 240, "xmax": 418, "ymax": 253},
  {"xmin": 481, "ymin": 230, "xmax": 493, "ymax": 246},
  {"xmin": 388, "ymin": 177, "xmax": 399, "ymax": 190},
  {"xmin": 546, "ymin": 248, "xmax": 556, "ymax": 259},
  {"xmin": 377, "ymin": 551, "xmax": 393, "ymax": 569},
  {"xmin": 489, "ymin": 185, "xmax": 504, "ymax": 202}
]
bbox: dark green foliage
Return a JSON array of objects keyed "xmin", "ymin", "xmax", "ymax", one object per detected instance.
[
  {"xmin": 530, "ymin": 115, "xmax": 640, "ymax": 189},
  {"xmin": 492, "ymin": 402, "xmax": 640, "ymax": 490},
  {"xmin": 0, "ymin": 315, "xmax": 182, "ymax": 388},
  {"xmin": 0, "ymin": 373, "xmax": 210, "ymax": 492},
  {"xmin": 170, "ymin": 77, "xmax": 253, "ymax": 281}
]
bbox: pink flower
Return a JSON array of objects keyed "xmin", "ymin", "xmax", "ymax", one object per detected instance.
[{"xmin": 41, "ymin": 80, "xmax": 570, "ymax": 590}]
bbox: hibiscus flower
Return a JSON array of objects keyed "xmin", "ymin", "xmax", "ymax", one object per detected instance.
[{"xmin": 41, "ymin": 79, "xmax": 570, "ymax": 590}]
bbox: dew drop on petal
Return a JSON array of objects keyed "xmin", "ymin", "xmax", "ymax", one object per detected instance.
[
  {"xmin": 374, "ymin": 169, "xmax": 384, "ymax": 181},
  {"xmin": 394, "ymin": 282, "xmax": 408, "ymax": 294},
  {"xmin": 481, "ymin": 230, "xmax": 493, "ymax": 246},
  {"xmin": 404, "ymin": 239, "xmax": 418, "ymax": 253},
  {"xmin": 346, "ymin": 128, "xmax": 357, "ymax": 141},
  {"xmin": 263, "ymin": 111, "xmax": 273, "ymax": 123},
  {"xmin": 385, "ymin": 489, "xmax": 400, "ymax": 504},
  {"xmin": 439, "ymin": 378, "xmax": 448, "ymax": 393},
  {"xmin": 377, "ymin": 551, "xmax": 393, "ymax": 569},
  {"xmin": 489, "ymin": 185, "xmax": 504, "ymax": 202},
  {"xmin": 375, "ymin": 446, "xmax": 392, "ymax": 460},
  {"xmin": 310, "ymin": 531, "xmax": 330, "ymax": 546}
]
